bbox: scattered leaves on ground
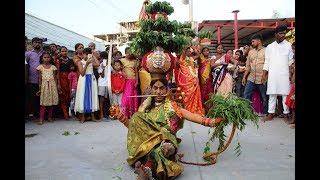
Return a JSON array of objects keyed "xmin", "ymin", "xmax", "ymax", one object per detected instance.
[
  {"xmin": 112, "ymin": 176, "xmax": 122, "ymax": 180},
  {"xmin": 112, "ymin": 166, "xmax": 124, "ymax": 173},
  {"xmin": 62, "ymin": 131, "xmax": 70, "ymax": 136},
  {"xmin": 25, "ymin": 133, "xmax": 38, "ymax": 138}
]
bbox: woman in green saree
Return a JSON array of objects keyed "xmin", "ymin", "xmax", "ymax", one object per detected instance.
[{"xmin": 110, "ymin": 77, "xmax": 223, "ymax": 180}]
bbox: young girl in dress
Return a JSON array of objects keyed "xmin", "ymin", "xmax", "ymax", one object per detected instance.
[
  {"xmin": 73, "ymin": 44, "xmax": 100, "ymax": 123},
  {"xmin": 233, "ymin": 50, "xmax": 246, "ymax": 97},
  {"xmin": 120, "ymin": 49, "xmax": 139, "ymax": 118},
  {"xmin": 110, "ymin": 60, "xmax": 126, "ymax": 113},
  {"xmin": 68, "ymin": 63, "xmax": 79, "ymax": 118},
  {"xmin": 56, "ymin": 46, "xmax": 73, "ymax": 119},
  {"xmin": 36, "ymin": 52, "xmax": 59, "ymax": 125}
]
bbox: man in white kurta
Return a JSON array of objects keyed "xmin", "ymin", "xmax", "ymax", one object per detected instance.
[{"xmin": 263, "ymin": 25, "xmax": 294, "ymax": 121}]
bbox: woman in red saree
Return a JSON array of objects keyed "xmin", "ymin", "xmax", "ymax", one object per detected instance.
[
  {"xmin": 177, "ymin": 47, "xmax": 204, "ymax": 115},
  {"xmin": 198, "ymin": 47, "xmax": 213, "ymax": 111}
]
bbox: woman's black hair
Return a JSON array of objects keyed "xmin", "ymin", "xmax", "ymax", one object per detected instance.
[
  {"xmin": 215, "ymin": 43, "xmax": 223, "ymax": 49},
  {"xmin": 83, "ymin": 48, "xmax": 92, "ymax": 55},
  {"xmin": 115, "ymin": 51, "xmax": 123, "ymax": 57},
  {"xmin": 39, "ymin": 52, "xmax": 54, "ymax": 65},
  {"xmin": 75, "ymin": 43, "xmax": 84, "ymax": 51},
  {"xmin": 60, "ymin": 46, "xmax": 68, "ymax": 50},
  {"xmin": 69, "ymin": 62, "xmax": 77, "ymax": 72},
  {"xmin": 235, "ymin": 50, "xmax": 246, "ymax": 62},
  {"xmin": 113, "ymin": 60, "xmax": 123, "ymax": 66},
  {"xmin": 100, "ymin": 51, "xmax": 108, "ymax": 59},
  {"xmin": 125, "ymin": 47, "xmax": 130, "ymax": 53},
  {"xmin": 150, "ymin": 78, "xmax": 168, "ymax": 87},
  {"xmin": 201, "ymin": 47, "xmax": 210, "ymax": 53}
]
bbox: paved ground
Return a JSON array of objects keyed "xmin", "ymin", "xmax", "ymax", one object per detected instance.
[{"xmin": 25, "ymin": 117, "xmax": 295, "ymax": 180}]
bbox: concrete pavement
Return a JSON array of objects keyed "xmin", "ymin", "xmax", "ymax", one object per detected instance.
[{"xmin": 25, "ymin": 117, "xmax": 294, "ymax": 180}]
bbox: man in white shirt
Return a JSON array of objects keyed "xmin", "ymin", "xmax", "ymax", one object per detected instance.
[{"xmin": 262, "ymin": 25, "xmax": 294, "ymax": 121}]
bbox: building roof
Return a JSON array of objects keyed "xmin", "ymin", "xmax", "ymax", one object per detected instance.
[
  {"xmin": 198, "ymin": 17, "xmax": 295, "ymax": 49},
  {"xmin": 25, "ymin": 13, "xmax": 107, "ymax": 51}
]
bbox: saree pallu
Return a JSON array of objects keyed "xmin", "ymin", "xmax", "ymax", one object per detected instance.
[
  {"xmin": 285, "ymin": 84, "xmax": 295, "ymax": 109},
  {"xmin": 121, "ymin": 79, "xmax": 139, "ymax": 118},
  {"xmin": 212, "ymin": 56, "xmax": 233, "ymax": 97},
  {"xmin": 252, "ymin": 89, "xmax": 263, "ymax": 113},
  {"xmin": 177, "ymin": 56, "xmax": 204, "ymax": 115},
  {"xmin": 199, "ymin": 56, "xmax": 213, "ymax": 104}
]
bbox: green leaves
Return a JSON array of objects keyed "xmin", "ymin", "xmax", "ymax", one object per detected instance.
[
  {"xmin": 234, "ymin": 141, "xmax": 242, "ymax": 157},
  {"xmin": 62, "ymin": 131, "xmax": 80, "ymax": 136},
  {"xmin": 139, "ymin": 18, "xmax": 176, "ymax": 33},
  {"xmin": 62, "ymin": 131, "xmax": 70, "ymax": 136},
  {"xmin": 25, "ymin": 133, "xmax": 38, "ymax": 138},
  {"xmin": 203, "ymin": 142, "xmax": 211, "ymax": 154},
  {"xmin": 112, "ymin": 166, "xmax": 124, "ymax": 173},
  {"xmin": 204, "ymin": 94, "xmax": 259, "ymax": 157},
  {"xmin": 145, "ymin": 1, "xmax": 174, "ymax": 15},
  {"xmin": 198, "ymin": 30, "xmax": 213, "ymax": 39},
  {"xmin": 129, "ymin": 1, "xmax": 195, "ymax": 56},
  {"xmin": 176, "ymin": 22, "xmax": 196, "ymax": 38}
]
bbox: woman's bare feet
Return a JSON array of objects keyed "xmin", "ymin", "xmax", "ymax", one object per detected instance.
[
  {"xmin": 37, "ymin": 120, "xmax": 43, "ymax": 125},
  {"xmin": 91, "ymin": 113, "xmax": 101, "ymax": 122},
  {"xmin": 162, "ymin": 142, "xmax": 176, "ymax": 158},
  {"xmin": 99, "ymin": 113, "xmax": 104, "ymax": 120},
  {"xmin": 134, "ymin": 161, "xmax": 149, "ymax": 180},
  {"xmin": 289, "ymin": 123, "xmax": 295, "ymax": 128},
  {"xmin": 79, "ymin": 114, "xmax": 85, "ymax": 123}
]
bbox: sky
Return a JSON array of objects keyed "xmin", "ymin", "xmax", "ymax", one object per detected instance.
[{"xmin": 25, "ymin": 0, "xmax": 295, "ymax": 39}]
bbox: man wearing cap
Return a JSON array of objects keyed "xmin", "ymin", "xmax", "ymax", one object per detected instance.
[
  {"xmin": 242, "ymin": 34, "xmax": 268, "ymax": 116},
  {"xmin": 262, "ymin": 25, "xmax": 294, "ymax": 121},
  {"xmin": 25, "ymin": 37, "xmax": 44, "ymax": 119}
]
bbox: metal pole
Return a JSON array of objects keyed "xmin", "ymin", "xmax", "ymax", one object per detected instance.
[
  {"xmin": 189, "ymin": 0, "xmax": 194, "ymax": 30},
  {"xmin": 232, "ymin": 10, "xmax": 239, "ymax": 49},
  {"xmin": 217, "ymin": 25, "xmax": 221, "ymax": 44}
]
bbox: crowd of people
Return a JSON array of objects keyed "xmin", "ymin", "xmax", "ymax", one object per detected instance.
[{"xmin": 25, "ymin": 24, "xmax": 295, "ymax": 128}]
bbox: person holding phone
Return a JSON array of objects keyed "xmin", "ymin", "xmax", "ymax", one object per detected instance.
[
  {"xmin": 74, "ymin": 45, "xmax": 100, "ymax": 123},
  {"xmin": 97, "ymin": 51, "xmax": 110, "ymax": 119}
]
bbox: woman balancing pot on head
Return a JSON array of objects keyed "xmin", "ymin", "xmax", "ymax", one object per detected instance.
[{"xmin": 110, "ymin": 74, "xmax": 223, "ymax": 180}]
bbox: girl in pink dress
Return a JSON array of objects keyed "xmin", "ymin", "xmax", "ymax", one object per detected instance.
[
  {"xmin": 68, "ymin": 64, "xmax": 79, "ymax": 118},
  {"xmin": 120, "ymin": 53, "xmax": 139, "ymax": 118}
]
